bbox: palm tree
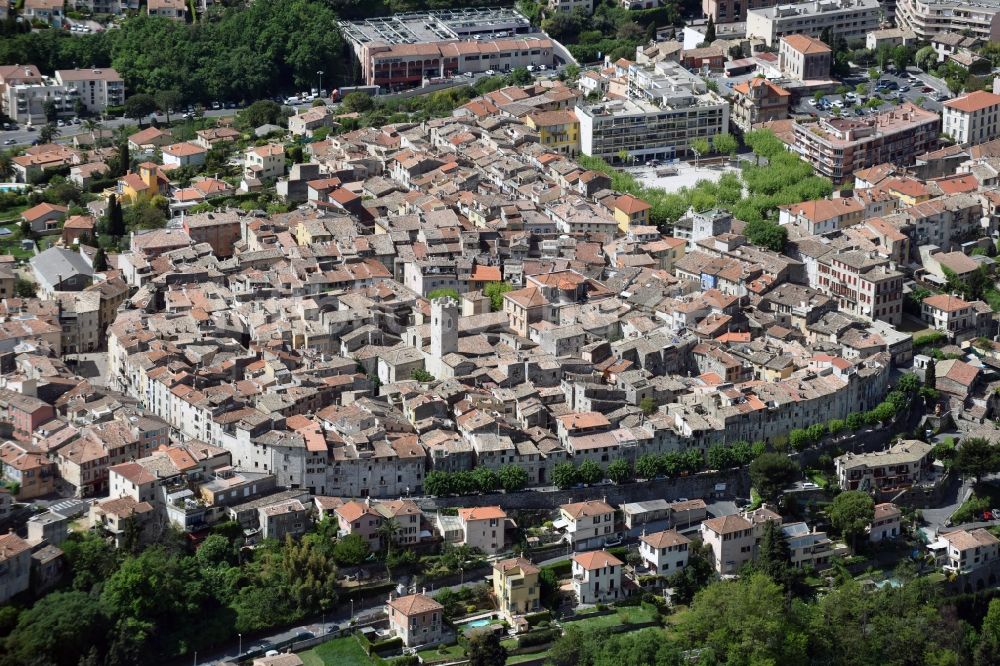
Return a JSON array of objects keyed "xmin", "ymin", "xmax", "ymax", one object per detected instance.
[
  {"xmin": 38, "ymin": 123, "xmax": 60, "ymax": 144},
  {"xmin": 0, "ymin": 152, "xmax": 12, "ymax": 181},
  {"xmin": 377, "ymin": 516, "xmax": 401, "ymax": 579}
]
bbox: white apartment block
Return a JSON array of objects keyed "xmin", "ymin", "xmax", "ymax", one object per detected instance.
[
  {"xmin": 639, "ymin": 529, "xmax": 690, "ymax": 574},
  {"xmin": 548, "ymin": 0, "xmax": 594, "ymax": 11},
  {"xmin": 942, "ymin": 90, "xmax": 1000, "ymax": 145},
  {"xmin": 577, "ymin": 61, "xmax": 729, "ymax": 163},
  {"xmin": 931, "ymin": 528, "xmax": 1000, "ymax": 574},
  {"xmin": 2, "ymin": 80, "xmax": 78, "ymax": 125},
  {"xmin": 54, "ymin": 68, "xmax": 125, "ymax": 115},
  {"xmin": 746, "ymin": 0, "xmax": 881, "ymax": 47},
  {"xmin": 571, "ymin": 550, "xmax": 624, "ymax": 604},
  {"xmin": 244, "ymin": 144, "xmax": 286, "ymax": 182},
  {"xmin": 897, "ymin": 0, "xmax": 1000, "ymax": 41}
]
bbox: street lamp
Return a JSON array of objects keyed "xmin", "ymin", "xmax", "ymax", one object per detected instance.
[
  {"xmin": 317, "ymin": 70, "xmax": 325, "ymax": 97},
  {"xmin": 350, "ymin": 598, "xmax": 354, "ymax": 623},
  {"xmin": 238, "ymin": 633, "xmax": 242, "ymax": 657}
]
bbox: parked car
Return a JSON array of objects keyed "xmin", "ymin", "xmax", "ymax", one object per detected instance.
[
  {"xmin": 211, "ymin": 101, "xmax": 221, "ymax": 109},
  {"xmin": 3, "ymin": 139, "xmax": 15, "ymax": 145}
]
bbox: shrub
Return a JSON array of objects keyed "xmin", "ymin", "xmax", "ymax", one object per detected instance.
[
  {"xmin": 524, "ymin": 611, "xmax": 551, "ymax": 627},
  {"xmin": 517, "ymin": 628, "xmax": 560, "ymax": 648}
]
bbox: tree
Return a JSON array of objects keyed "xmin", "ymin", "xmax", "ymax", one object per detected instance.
[
  {"xmin": 975, "ymin": 597, "xmax": 1000, "ymax": 666},
  {"xmin": 498, "ymin": 464, "xmax": 529, "ymax": 492},
  {"xmin": 92, "ymin": 247, "xmax": 109, "ymax": 271},
  {"xmin": 606, "ymin": 458, "xmax": 632, "ymax": 484},
  {"xmin": 953, "ymin": 437, "xmax": 1000, "ymax": 484},
  {"xmin": 472, "ymin": 466, "xmax": 499, "ymax": 493},
  {"xmin": 846, "ymin": 412, "xmax": 865, "ymax": 431},
  {"xmin": 14, "ymin": 278, "xmax": 36, "ymax": 298},
  {"xmin": 916, "ymin": 45, "xmax": 937, "ymax": 71},
  {"xmin": 332, "ymin": 533, "xmax": 370, "ymax": 567},
  {"xmin": 749, "ymin": 453, "xmax": 799, "ymax": 504},
  {"xmin": 2, "ymin": 591, "xmax": 110, "ymax": 666},
  {"xmin": 43, "ymin": 99, "xmax": 58, "ymax": 123},
  {"xmin": 377, "ymin": 517, "xmax": 401, "ymax": 560},
  {"xmin": 788, "ymin": 429, "xmax": 811, "ymax": 452},
  {"xmin": 123, "ymin": 198, "xmax": 167, "ymax": 231},
  {"xmin": 744, "ymin": 218, "xmax": 787, "ymax": 252},
  {"xmin": 712, "ymin": 132, "xmax": 738, "ymax": 158},
  {"xmin": 117, "ymin": 141, "xmax": 130, "ymax": 178},
  {"xmin": 755, "ymin": 519, "xmax": 793, "ymax": 587},
  {"xmin": 467, "ymin": 628, "xmax": 508, "ymax": 666},
  {"xmin": 424, "ymin": 470, "xmax": 451, "ymax": 496},
  {"xmin": 106, "ymin": 194, "xmax": 125, "ymax": 238},
  {"xmin": 827, "ymin": 419, "xmax": 845, "ymax": 436},
  {"xmin": 154, "ymin": 89, "xmax": 183, "ymax": 123},
  {"xmin": 123, "ymin": 93, "xmax": 157, "ymax": 120},
  {"xmin": 690, "ymin": 137, "xmax": 710, "ymax": 165},
  {"xmin": 39, "ymin": 122, "xmax": 60, "ymax": 144},
  {"xmin": 577, "ymin": 459, "xmax": 603, "ymax": 485},
  {"xmin": 507, "ymin": 67, "xmax": 533, "ymax": 85},
  {"xmin": 828, "ymin": 490, "xmax": 874, "ymax": 552},
  {"xmin": 552, "ymin": 462, "xmax": 577, "ymax": 490},
  {"xmin": 341, "ymin": 91, "xmax": 376, "ymax": 114},
  {"xmin": 707, "ymin": 443, "xmax": 733, "ymax": 470},
  {"xmin": 239, "ymin": 100, "xmax": 282, "ymax": 129},
  {"xmin": 639, "ymin": 396, "xmax": 657, "ymax": 416},
  {"xmin": 410, "ymin": 368, "xmax": 434, "ymax": 382},
  {"xmin": 483, "ymin": 281, "xmax": 513, "ymax": 311},
  {"xmin": 196, "ymin": 534, "xmax": 236, "ymax": 567},
  {"xmin": 925, "ymin": 357, "xmax": 937, "ymax": 391},
  {"xmin": 704, "ymin": 15, "xmax": 716, "ymax": 43},
  {"xmin": 635, "ymin": 454, "xmax": 659, "ymax": 479},
  {"xmin": 892, "ymin": 44, "xmax": 913, "ymax": 72}
]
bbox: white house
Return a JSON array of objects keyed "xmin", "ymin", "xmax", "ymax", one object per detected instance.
[
  {"xmin": 571, "ymin": 550, "xmax": 624, "ymax": 605},
  {"xmin": 942, "ymin": 90, "xmax": 1000, "ymax": 145},
  {"xmin": 162, "ymin": 142, "xmax": 208, "ymax": 169},
  {"xmin": 244, "ymin": 144, "xmax": 286, "ymax": 181},
  {"xmin": 638, "ymin": 529, "xmax": 690, "ymax": 574}
]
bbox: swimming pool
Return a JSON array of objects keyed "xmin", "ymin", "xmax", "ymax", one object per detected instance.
[
  {"xmin": 463, "ymin": 618, "xmax": 491, "ymax": 628},
  {"xmin": 0, "ymin": 184, "xmax": 27, "ymax": 193}
]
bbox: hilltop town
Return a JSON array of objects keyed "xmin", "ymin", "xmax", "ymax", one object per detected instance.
[{"xmin": 4, "ymin": 1, "xmax": 1000, "ymax": 665}]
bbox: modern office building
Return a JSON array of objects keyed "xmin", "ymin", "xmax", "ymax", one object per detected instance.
[
  {"xmin": 793, "ymin": 102, "xmax": 940, "ymax": 183},
  {"xmin": 896, "ymin": 0, "xmax": 1000, "ymax": 41},
  {"xmin": 746, "ymin": 0, "xmax": 881, "ymax": 47},
  {"xmin": 576, "ymin": 60, "xmax": 729, "ymax": 163}
]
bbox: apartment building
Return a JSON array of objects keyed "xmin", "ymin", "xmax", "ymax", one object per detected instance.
[
  {"xmin": 793, "ymin": 103, "xmax": 940, "ymax": 183},
  {"xmin": 493, "ymin": 557, "xmax": 541, "ymax": 622},
  {"xmin": 814, "ymin": 250, "xmax": 904, "ymax": 325},
  {"xmin": 387, "ymin": 593, "xmax": 444, "ymax": 647},
  {"xmin": 525, "ymin": 110, "xmax": 580, "ymax": 156},
  {"xmin": 1, "ymin": 78, "xmax": 78, "ymax": 125},
  {"xmin": 921, "ymin": 293, "xmax": 994, "ymax": 341},
  {"xmin": 577, "ymin": 61, "xmax": 729, "ymax": 163},
  {"xmin": 54, "ymin": 68, "xmax": 125, "ymax": 115},
  {"xmin": 932, "ymin": 528, "xmax": 1000, "ymax": 574},
  {"xmin": 835, "ymin": 439, "xmax": 932, "ymax": 493},
  {"xmin": 244, "ymin": 144, "xmax": 286, "ymax": 182},
  {"xmin": 731, "ymin": 77, "xmax": 791, "ymax": 131},
  {"xmin": 943, "ymin": 90, "xmax": 1000, "ymax": 145},
  {"xmin": 549, "ymin": 0, "xmax": 594, "ymax": 12},
  {"xmin": 147, "ymin": 0, "xmax": 186, "ymax": 18},
  {"xmin": 638, "ymin": 529, "xmax": 690, "ymax": 574},
  {"xmin": 779, "ymin": 197, "xmax": 864, "ymax": 235},
  {"xmin": 897, "ymin": 0, "xmax": 1000, "ymax": 41},
  {"xmin": 703, "ymin": 0, "xmax": 780, "ymax": 22},
  {"xmin": 457, "ymin": 506, "xmax": 506, "ymax": 554},
  {"xmin": 571, "ymin": 550, "xmax": 624, "ymax": 604},
  {"xmin": 701, "ymin": 514, "xmax": 754, "ymax": 574},
  {"xmin": 0, "ymin": 532, "xmax": 31, "ymax": 604},
  {"xmin": 779, "ymin": 35, "xmax": 832, "ymax": 80},
  {"xmin": 558, "ymin": 499, "xmax": 617, "ymax": 549},
  {"xmin": 781, "ymin": 522, "xmax": 834, "ymax": 568},
  {"xmin": 869, "ymin": 502, "xmax": 902, "ymax": 542},
  {"xmin": 746, "ymin": 0, "xmax": 881, "ymax": 47}
]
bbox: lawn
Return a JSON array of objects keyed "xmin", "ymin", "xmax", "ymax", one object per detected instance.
[
  {"xmin": 951, "ymin": 481, "xmax": 1000, "ymax": 524},
  {"xmin": 0, "ymin": 205, "xmax": 29, "ymax": 223},
  {"xmin": 298, "ymin": 636, "xmax": 374, "ymax": 666},
  {"xmin": 416, "ymin": 642, "xmax": 466, "ymax": 663},
  {"xmin": 562, "ymin": 605, "xmax": 659, "ymax": 632}
]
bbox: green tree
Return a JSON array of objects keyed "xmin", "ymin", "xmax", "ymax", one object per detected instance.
[
  {"xmin": 704, "ymin": 15, "xmax": 716, "ymax": 43},
  {"xmin": 2, "ymin": 591, "xmax": 110, "ymax": 666},
  {"xmin": 846, "ymin": 412, "xmax": 865, "ymax": 431},
  {"xmin": 410, "ymin": 368, "xmax": 434, "ymax": 382},
  {"xmin": 606, "ymin": 458, "xmax": 632, "ymax": 484},
  {"xmin": 953, "ymin": 437, "xmax": 1000, "ymax": 484},
  {"xmin": 43, "ymin": 98, "xmax": 58, "ymax": 123},
  {"xmin": 14, "ymin": 278, "xmax": 37, "ymax": 298},
  {"xmin": 116, "ymin": 141, "xmax": 130, "ymax": 177},
  {"xmin": 154, "ymin": 89, "xmax": 183, "ymax": 123},
  {"xmin": 749, "ymin": 453, "xmax": 799, "ymax": 503},
  {"xmin": 707, "ymin": 443, "xmax": 733, "ymax": 469},
  {"xmin": 744, "ymin": 218, "xmax": 787, "ymax": 252},
  {"xmin": 195, "ymin": 534, "xmax": 236, "ymax": 567},
  {"xmin": 61, "ymin": 531, "xmax": 120, "ymax": 592},
  {"xmin": 467, "ymin": 628, "xmax": 508, "ymax": 666},
  {"xmin": 552, "ymin": 462, "xmax": 577, "ymax": 490},
  {"xmin": 975, "ymin": 597, "xmax": 1000, "ymax": 666},
  {"xmin": 577, "ymin": 459, "xmax": 603, "ymax": 485},
  {"xmin": 498, "ymin": 464, "xmax": 529, "ymax": 492},
  {"xmin": 341, "ymin": 91, "xmax": 376, "ymax": 114},
  {"xmin": 925, "ymin": 357, "xmax": 937, "ymax": 391},
  {"xmin": 916, "ymin": 45, "xmax": 938, "ymax": 71},
  {"xmin": 123, "ymin": 93, "xmax": 157, "ymax": 120},
  {"xmin": 679, "ymin": 573, "xmax": 808, "ymax": 664},
  {"xmin": 39, "ymin": 123, "xmax": 60, "ymax": 144},
  {"xmin": 332, "ymin": 533, "xmax": 370, "ymax": 567},
  {"xmin": 239, "ymin": 100, "xmax": 282, "ymax": 129},
  {"xmin": 92, "ymin": 247, "xmax": 109, "ymax": 271},
  {"xmin": 635, "ymin": 454, "xmax": 659, "ymax": 479},
  {"xmin": 788, "ymin": 428, "xmax": 811, "ymax": 452},
  {"xmin": 827, "ymin": 418, "xmax": 845, "ymax": 436},
  {"xmin": 639, "ymin": 396, "xmax": 658, "ymax": 416},
  {"xmin": 424, "ymin": 470, "xmax": 451, "ymax": 496},
  {"xmin": 106, "ymin": 194, "xmax": 125, "ymax": 237},
  {"xmin": 712, "ymin": 132, "xmax": 738, "ymax": 157},
  {"xmin": 483, "ymin": 281, "xmax": 513, "ymax": 311},
  {"xmin": 507, "ymin": 67, "xmax": 533, "ymax": 85},
  {"xmin": 472, "ymin": 466, "xmax": 499, "ymax": 493},
  {"xmin": 123, "ymin": 198, "xmax": 167, "ymax": 231},
  {"xmin": 828, "ymin": 490, "xmax": 874, "ymax": 552},
  {"xmin": 690, "ymin": 137, "xmax": 710, "ymax": 165}
]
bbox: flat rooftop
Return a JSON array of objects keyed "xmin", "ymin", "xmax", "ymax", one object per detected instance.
[{"xmin": 339, "ymin": 7, "xmax": 532, "ymax": 46}]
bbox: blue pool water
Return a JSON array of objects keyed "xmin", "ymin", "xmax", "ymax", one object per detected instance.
[
  {"xmin": 0, "ymin": 184, "xmax": 27, "ymax": 193},
  {"xmin": 464, "ymin": 619, "xmax": 491, "ymax": 628}
]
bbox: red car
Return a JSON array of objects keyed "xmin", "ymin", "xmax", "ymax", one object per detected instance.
[{"xmin": 921, "ymin": 86, "xmax": 933, "ymax": 93}]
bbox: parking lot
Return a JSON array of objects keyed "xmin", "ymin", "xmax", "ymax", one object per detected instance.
[{"xmin": 790, "ymin": 66, "xmax": 951, "ymax": 120}]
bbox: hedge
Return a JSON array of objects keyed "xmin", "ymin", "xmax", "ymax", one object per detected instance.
[
  {"xmin": 542, "ymin": 560, "xmax": 571, "ymax": 578},
  {"xmin": 524, "ymin": 611, "xmax": 552, "ymax": 627},
  {"xmin": 517, "ymin": 628, "xmax": 560, "ymax": 648}
]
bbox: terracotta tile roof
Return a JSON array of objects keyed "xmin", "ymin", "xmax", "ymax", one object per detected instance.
[
  {"xmin": 557, "ymin": 411, "xmax": 610, "ymax": 430},
  {"xmin": 561, "ymin": 499, "xmax": 614, "ymax": 519},
  {"xmin": 702, "ymin": 514, "xmax": 752, "ymax": 534},
  {"xmin": 944, "ymin": 90, "xmax": 1000, "ymax": 114},
  {"xmin": 615, "ymin": 193, "xmax": 651, "ymax": 214},
  {"xmin": 573, "ymin": 550, "xmax": 623, "ymax": 569},
  {"xmin": 495, "ymin": 556, "xmax": 540, "ymax": 575},
  {"xmin": 641, "ymin": 529, "xmax": 691, "ymax": 549},
  {"xmin": 781, "ymin": 34, "xmax": 831, "ymax": 54},
  {"xmin": 873, "ymin": 502, "xmax": 901, "ymax": 520},
  {"xmin": 458, "ymin": 506, "xmax": 506, "ymax": 522},
  {"xmin": 22, "ymin": 202, "xmax": 67, "ymax": 222},
  {"xmin": 388, "ymin": 593, "xmax": 443, "ymax": 616},
  {"xmin": 923, "ymin": 293, "xmax": 973, "ymax": 313}
]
